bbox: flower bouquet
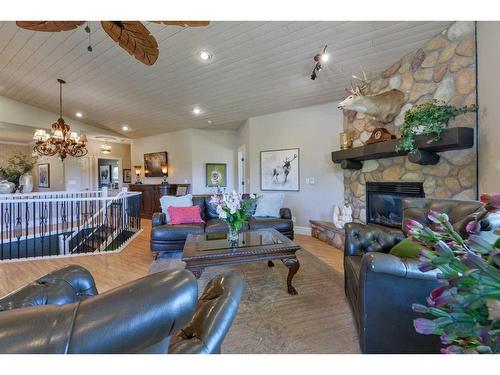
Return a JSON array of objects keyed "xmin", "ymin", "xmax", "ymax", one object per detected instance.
[
  {"xmin": 210, "ymin": 190, "xmax": 258, "ymax": 244},
  {"xmin": 407, "ymin": 194, "xmax": 500, "ymax": 354}
]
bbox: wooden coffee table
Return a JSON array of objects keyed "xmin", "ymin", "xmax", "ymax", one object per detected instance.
[{"xmin": 182, "ymin": 229, "xmax": 302, "ymax": 295}]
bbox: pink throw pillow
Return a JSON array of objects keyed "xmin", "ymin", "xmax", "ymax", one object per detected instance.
[{"xmin": 167, "ymin": 205, "xmax": 205, "ymax": 225}]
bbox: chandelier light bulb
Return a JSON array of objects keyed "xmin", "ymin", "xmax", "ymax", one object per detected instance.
[{"xmin": 320, "ymin": 53, "xmax": 329, "ymax": 62}]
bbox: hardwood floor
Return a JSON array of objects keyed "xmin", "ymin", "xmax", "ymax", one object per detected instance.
[{"xmin": 0, "ymin": 219, "xmax": 345, "ymax": 296}]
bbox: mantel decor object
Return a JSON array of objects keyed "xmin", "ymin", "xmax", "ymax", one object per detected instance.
[
  {"xmin": 365, "ymin": 127, "xmax": 396, "ymax": 144},
  {"xmin": 339, "ymin": 132, "xmax": 353, "ymax": 149}
]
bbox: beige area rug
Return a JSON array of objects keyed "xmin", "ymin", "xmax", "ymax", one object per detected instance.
[{"xmin": 149, "ymin": 249, "xmax": 360, "ymax": 354}]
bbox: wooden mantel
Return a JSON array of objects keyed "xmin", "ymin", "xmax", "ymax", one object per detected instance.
[{"xmin": 331, "ymin": 127, "xmax": 474, "ymax": 170}]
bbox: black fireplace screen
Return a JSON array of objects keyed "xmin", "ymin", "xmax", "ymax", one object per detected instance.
[{"xmin": 366, "ymin": 182, "xmax": 424, "ymax": 228}]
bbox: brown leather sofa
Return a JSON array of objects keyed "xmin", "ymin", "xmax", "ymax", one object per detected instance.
[
  {"xmin": 344, "ymin": 198, "xmax": 484, "ymax": 353},
  {"xmin": 151, "ymin": 194, "xmax": 294, "ymax": 258},
  {"xmin": 0, "ymin": 265, "xmax": 243, "ymax": 354}
]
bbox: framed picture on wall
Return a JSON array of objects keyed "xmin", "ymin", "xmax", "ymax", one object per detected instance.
[
  {"xmin": 206, "ymin": 163, "xmax": 227, "ymax": 187},
  {"xmin": 260, "ymin": 148, "xmax": 299, "ymax": 191},
  {"xmin": 144, "ymin": 152, "xmax": 167, "ymax": 177},
  {"xmin": 37, "ymin": 163, "xmax": 50, "ymax": 188},
  {"xmin": 123, "ymin": 169, "xmax": 132, "ymax": 183},
  {"xmin": 99, "ymin": 165, "xmax": 111, "ymax": 185}
]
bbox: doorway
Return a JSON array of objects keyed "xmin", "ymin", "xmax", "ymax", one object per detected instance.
[{"xmin": 97, "ymin": 158, "xmax": 121, "ymax": 193}]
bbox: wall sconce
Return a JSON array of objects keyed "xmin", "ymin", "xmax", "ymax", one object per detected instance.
[
  {"xmin": 161, "ymin": 164, "xmax": 169, "ymax": 185},
  {"xmin": 134, "ymin": 165, "xmax": 142, "ymax": 184}
]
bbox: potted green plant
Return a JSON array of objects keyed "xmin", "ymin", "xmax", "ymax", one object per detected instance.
[
  {"xmin": 396, "ymin": 100, "xmax": 477, "ymax": 154},
  {"xmin": 407, "ymin": 194, "xmax": 500, "ymax": 354},
  {"xmin": 0, "ymin": 154, "xmax": 38, "ymax": 193}
]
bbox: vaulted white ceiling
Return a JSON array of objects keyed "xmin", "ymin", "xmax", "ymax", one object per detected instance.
[{"xmin": 0, "ymin": 21, "xmax": 452, "ymax": 138}]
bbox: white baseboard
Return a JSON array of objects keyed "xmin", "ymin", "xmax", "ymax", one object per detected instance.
[{"xmin": 294, "ymin": 226, "xmax": 311, "ymax": 236}]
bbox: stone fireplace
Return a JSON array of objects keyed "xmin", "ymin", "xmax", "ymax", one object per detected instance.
[
  {"xmin": 342, "ymin": 22, "xmax": 477, "ymax": 224},
  {"xmin": 366, "ymin": 182, "xmax": 424, "ymax": 228}
]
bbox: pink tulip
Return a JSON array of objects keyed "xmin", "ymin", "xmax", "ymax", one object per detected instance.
[{"xmin": 465, "ymin": 220, "xmax": 481, "ymax": 234}]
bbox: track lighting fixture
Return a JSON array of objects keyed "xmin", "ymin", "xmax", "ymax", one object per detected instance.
[{"xmin": 310, "ymin": 45, "xmax": 328, "ymax": 80}]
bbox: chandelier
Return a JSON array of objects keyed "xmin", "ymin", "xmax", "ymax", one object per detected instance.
[{"xmin": 33, "ymin": 79, "xmax": 88, "ymax": 161}]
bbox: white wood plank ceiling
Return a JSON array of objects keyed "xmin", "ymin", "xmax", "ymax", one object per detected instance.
[{"xmin": 0, "ymin": 21, "xmax": 452, "ymax": 138}]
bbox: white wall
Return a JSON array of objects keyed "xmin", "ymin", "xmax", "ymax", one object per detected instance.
[
  {"xmin": 131, "ymin": 129, "xmax": 194, "ymax": 185},
  {"xmin": 191, "ymin": 129, "xmax": 237, "ymax": 194},
  {"xmin": 246, "ymin": 102, "xmax": 344, "ymax": 228},
  {"xmin": 131, "ymin": 128, "xmax": 237, "ymax": 193},
  {"xmin": 477, "ymin": 22, "xmax": 500, "ymax": 193}
]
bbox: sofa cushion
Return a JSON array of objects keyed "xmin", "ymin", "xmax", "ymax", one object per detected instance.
[
  {"xmin": 254, "ymin": 193, "xmax": 284, "ymax": 217},
  {"xmin": 167, "ymin": 206, "xmax": 205, "ymax": 225},
  {"xmin": 389, "ymin": 238, "xmax": 426, "ymax": 259},
  {"xmin": 151, "ymin": 223, "xmax": 205, "ymax": 242},
  {"xmin": 160, "ymin": 194, "xmax": 193, "ymax": 223},
  {"xmin": 205, "ymin": 218, "xmax": 249, "ymax": 233},
  {"xmin": 192, "ymin": 196, "xmax": 207, "ymax": 221},
  {"xmin": 205, "ymin": 197, "xmax": 220, "ymax": 220},
  {"xmin": 249, "ymin": 217, "xmax": 293, "ymax": 232}
]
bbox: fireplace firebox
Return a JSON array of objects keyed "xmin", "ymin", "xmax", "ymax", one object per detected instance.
[{"xmin": 366, "ymin": 182, "xmax": 424, "ymax": 228}]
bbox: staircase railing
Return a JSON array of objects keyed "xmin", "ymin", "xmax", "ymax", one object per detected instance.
[{"xmin": 0, "ymin": 189, "xmax": 142, "ymax": 261}]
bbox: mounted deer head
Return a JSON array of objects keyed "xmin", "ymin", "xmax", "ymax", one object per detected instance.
[{"xmin": 338, "ymin": 71, "xmax": 404, "ymax": 123}]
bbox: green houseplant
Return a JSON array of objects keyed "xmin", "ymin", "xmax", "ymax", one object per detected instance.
[
  {"xmin": 407, "ymin": 194, "xmax": 500, "ymax": 354},
  {"xmin": 0, "ymin": 154, "xmax": 38, "ymax": 189},
  {"xmin": 396, "ymin": 100, "xmax": 477, "ymax": 154}
]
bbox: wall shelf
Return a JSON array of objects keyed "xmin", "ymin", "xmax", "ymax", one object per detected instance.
[{"xmin": 331, "ymin": 127, "xmax": 474, "ymax": 170}]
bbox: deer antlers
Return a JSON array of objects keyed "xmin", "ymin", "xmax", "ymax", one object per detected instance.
[{"xmin": 344, "ymin": 70, "xmax": 371, "ymax": 96}]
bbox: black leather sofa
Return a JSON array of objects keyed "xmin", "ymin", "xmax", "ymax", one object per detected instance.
[
  {"xmin": 344, "ymin": 198, "xmax": 484, "ymax": 354},
  {"xmin": 151, "ymin": 194, "xmax": 294, "ymax": 258},
  {"xmin": 0, "ymin": 265, "xmax": 243, "ymax": 354}
]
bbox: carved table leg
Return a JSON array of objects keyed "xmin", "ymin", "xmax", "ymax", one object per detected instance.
[
  {"xmin": 268, "ymin": 260, "xmax": 275, "ymax": 267},
  {"xmin": 187, "ymin": 267, "xmax": 204, "ymax": 279},
  {"xmin": 282, "ymin": 257, "xmax": 300, "ymax": 295}
]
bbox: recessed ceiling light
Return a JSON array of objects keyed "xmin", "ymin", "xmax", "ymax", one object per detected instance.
[
  {"xmin": 193, "ymin": 107, "xmax": 202, "ymax": 115},
  {"xmin": 122, "ymin": 125, "xmax": 129, "ymax": 131},
  {"xmin": 75, "ymin": 112, "xmax": 83, "ymax": 118},
  {"xmin": 320, "ymin": 53, "xmax": 329, "ymax": 62},
  {"xmin": 207, "ymin": 120, "xmax": 213, "ymax": 124},
  {"xmin": 199, "ymin": 51, "xmax": 211, "ymax": 61}
]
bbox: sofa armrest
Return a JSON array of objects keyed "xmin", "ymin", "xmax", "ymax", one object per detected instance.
[
  {"xmin": 357, "ymin": 252, "xmax": 442, "ymax": 353},
  {"xmin": 168, "ymin": 272, "xmax": 244, "ymax": 354},
  {"xmin": 344, "ymin": 222, "xmax": 404, "ymax": 257},
  {"xmin": 361, "ymin": 252, "xmax": 440, "ymax": 281},
  {"xmin": 280, "ymin": 208, "xmax": 292, "ymax": 220},
  {"xmin": 152, "ymin": 212, "xmax": 166, "ymax": 226},
  {"xmin": 0, "ymin": 265, "xmax": 97, "ymax": 311}
]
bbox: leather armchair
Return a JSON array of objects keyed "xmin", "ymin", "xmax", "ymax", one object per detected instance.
[
  {"xmin": 344, "ymin": 198, "xmax": 484, "ymax": 353},
  {"xmin": 0, "ymin": 266, "xmax": 243, "ymax": 354}
]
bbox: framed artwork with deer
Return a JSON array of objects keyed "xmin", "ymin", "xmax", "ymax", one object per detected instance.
[{"xmin": 260, "ymin": 148, "xmax": 299, "ymax": 191}]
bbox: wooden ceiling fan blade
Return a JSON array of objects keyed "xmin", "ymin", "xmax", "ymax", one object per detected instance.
[
  {"xmin": 101, "ymin": 21, "xmax": 159, "ymax": 65},
  {"xmin": 155, "ymin": 21, "xmax": 210, "ymax": 27},
  {"xmin": 16, "ymin": 21, "xmax": 85, "ymax": 32}
]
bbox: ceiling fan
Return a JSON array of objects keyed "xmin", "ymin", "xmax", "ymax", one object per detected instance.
[{"xmin": 16, "ymin": 21, "xmax": 210, "ymax": 65}]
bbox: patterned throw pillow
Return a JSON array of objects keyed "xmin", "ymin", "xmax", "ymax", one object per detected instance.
[
  {"xmin": 160, "ymin": 194, "xmax": 193, "ymax": 223},
  {"xmin": 167, "ymin": 206, "xmax": 205, "ymax": 225},
  {"xmin": 254, "ymin": 193, "xmax": 284, "ymax": 218}
]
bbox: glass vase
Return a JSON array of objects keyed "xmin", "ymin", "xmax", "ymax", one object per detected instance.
[{"xmin": 227, "ymin": 223, "xmax": 239, "ymax": 244}]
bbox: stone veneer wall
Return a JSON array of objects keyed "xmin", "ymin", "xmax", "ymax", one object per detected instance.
[{"xmin": 343, "ymin": 21, "xmax": 477, "ymax": 223}]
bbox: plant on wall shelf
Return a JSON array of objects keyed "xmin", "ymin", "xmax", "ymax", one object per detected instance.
[
  {"xmin": 395, "ymin": 100, "xmax": 477, "ymax": 154},
  {"xmin": 0, "ymin": 154, "xmax": 38, "ymax": 187}
]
